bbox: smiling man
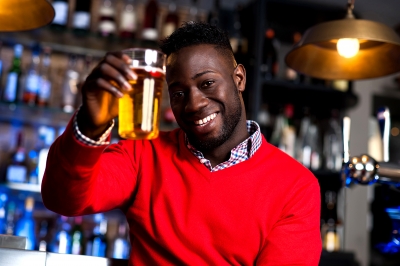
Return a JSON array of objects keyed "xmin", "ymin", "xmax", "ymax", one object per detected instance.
[{"xmin": 41, "ymin": 22, "xmax": 322, "ymax": 265}]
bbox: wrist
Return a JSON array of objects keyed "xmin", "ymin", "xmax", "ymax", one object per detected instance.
[{"xmin": 76, "ymin": 106, "xmax": 113, "ymax": 140}]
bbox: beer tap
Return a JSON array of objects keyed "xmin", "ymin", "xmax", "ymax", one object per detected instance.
[{"xmin": 343, "ymin": 107, "xmax": 400, "ymax": 187}]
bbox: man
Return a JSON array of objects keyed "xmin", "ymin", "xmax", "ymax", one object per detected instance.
[{"xmin": 42, "ymin": 22, "xmax": 322, "ymax": 265}]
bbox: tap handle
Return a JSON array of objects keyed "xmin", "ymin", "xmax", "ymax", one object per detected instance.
[
  {"xmin": 343, "ymin": 116, "xmax": 351, "ymax": 164},
  {"xmin": 377, "ymin": 161, "xmax": 400, "ymax": 183},
  {"xmin": 377, "ymin": 106, "xmax": 390, "ymax": 162}
]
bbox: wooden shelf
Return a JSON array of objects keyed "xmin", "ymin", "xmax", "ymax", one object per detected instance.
[
  {"xmin": 0, "ymin": 27, "xmax": 159, "ymax": 57},
  {"xmin": 261, "ymin": 79, "xmax": 358, "ymax": 119},
  {"xmin": 0, "ymin": 182, "xmax": 42, "ymax": 203},
  {"xmin": 0, "ymin": 102, "xmax": 72, "ymax": 128}
]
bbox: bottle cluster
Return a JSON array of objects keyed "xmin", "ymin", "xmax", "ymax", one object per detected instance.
[
  {"xmin": 0, "ymin": 42, "xmax": 95, "ymax": 113},
  {"xmin": 258, "ymin": 104, "xmax": 344, "ymax": 172},
  {"xmin": 49, "ymin": 0, "xmax": 206, "ymax": 42},
  {"xmin": 0, "ymin": 195, "xmax": 130, "ymax": 259},
  {"xmin": 0, "ymin": 125, "xmax": 59, "ymax": 186}
]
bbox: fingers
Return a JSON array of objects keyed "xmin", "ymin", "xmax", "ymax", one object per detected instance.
[
  {"xmin": 95, "ymin": 78, "xmax": 124, "ymax": 98},
  {"xmin": 98, "ymin": 63, "xmax": 132, "ymax": 93},
  {"xmin": 85, "ymin": 52, "xmax": 137, "ymax": 98},
  {"xmin": 104, "ymin": 52, "xmax": 137, "ymax": 81}
]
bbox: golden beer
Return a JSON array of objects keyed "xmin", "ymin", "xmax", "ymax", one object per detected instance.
[{"xmin": 119, "ymin": 67, "xmax": 165, "ymax": 140}]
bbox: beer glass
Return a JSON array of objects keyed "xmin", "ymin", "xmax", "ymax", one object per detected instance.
[{"xmin": 118, "ymin": 48, "xmax": 166, "ymax": 140}]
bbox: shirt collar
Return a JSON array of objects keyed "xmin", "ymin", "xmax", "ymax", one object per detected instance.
[{"xmin": 185, "ymin": 120, "xmax": 262, "ymax": 171}]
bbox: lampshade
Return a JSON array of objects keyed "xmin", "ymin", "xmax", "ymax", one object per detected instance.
[
  {"xmin": 0, "ymin": 0, "xmax": 55, "ymax": 32},
  {"xmin": 285, "ymin": 3, "xmax": 400, "ymax": 80}
]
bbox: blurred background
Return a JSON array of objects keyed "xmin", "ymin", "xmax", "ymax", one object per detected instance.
[{"xmin": 0, "ymin": 0, "xmax": 400, "ymax": 265}]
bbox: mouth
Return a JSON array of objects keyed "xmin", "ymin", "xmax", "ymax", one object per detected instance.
[{"xmin": 194, "ymin": 113, "xmax": 217, "ymax": 126}]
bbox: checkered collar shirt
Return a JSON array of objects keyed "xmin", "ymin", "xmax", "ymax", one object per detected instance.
[{"xmin": 185, "ymin": 120, "xmax": 262, "ymax": 172}]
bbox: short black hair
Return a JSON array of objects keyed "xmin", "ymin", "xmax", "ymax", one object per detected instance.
[{"xmin": 159, "ymin": 21, "xmax": 235, "ymax": 65}]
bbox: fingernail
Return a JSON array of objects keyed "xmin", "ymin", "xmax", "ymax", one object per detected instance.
[
  {"xmin": 122, "ymin": 54, "xmax": 132, "ymax": 64},
  {"xmin": 112, "ymin": 86, "xmax": 124, "ymax": 98},
  {"xmin": 124, "ymin": 81, "xmax": 132, "ymax": 91},
  {"xmin": 128, "ymin": 71, "xmax": 137, "ymax": 81}
]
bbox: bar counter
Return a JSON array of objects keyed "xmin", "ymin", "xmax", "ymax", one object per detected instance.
[{"xmin": 0, "ymin": 247, "xmax": 128, "ymax": 266}]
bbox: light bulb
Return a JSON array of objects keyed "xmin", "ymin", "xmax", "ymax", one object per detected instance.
[{"xmin": 337, "ymin": 38, "xmax": 360, "ymax": 58}]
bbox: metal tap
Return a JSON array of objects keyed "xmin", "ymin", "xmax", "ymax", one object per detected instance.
[{"xmin": 342, "ymin": 107, "xmax": 400, "ymax": 186}]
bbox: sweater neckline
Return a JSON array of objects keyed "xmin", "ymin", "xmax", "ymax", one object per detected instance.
[{"xmin": 177, "ymin": 129, "xmax": 271, "ymax": 180}]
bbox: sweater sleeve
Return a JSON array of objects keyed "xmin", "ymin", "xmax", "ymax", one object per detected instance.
[
  {"xmin": 256, "ymin": 174, "xmax": 322, "ymax": 265},
  {"xmin": 41, "ymin": 116, "xmax": 138, "ymax": 216}
]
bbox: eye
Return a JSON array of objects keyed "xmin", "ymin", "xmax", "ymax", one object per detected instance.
[
  {"xmin": 202, "ymin": 80, "xmax": 215, "ymax": 88},
  {"xmin": 171, "ymin": 91, "xmax": 184, "ymax": 99}
]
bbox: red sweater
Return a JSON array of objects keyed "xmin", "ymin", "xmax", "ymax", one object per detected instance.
[{"xmin": 42, "ymin": 119, "xmax": 322, "ymax": 265}]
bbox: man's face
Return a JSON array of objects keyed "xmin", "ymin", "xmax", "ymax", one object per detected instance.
[{"xmin": 166, "ymin": 44, "xmax": 246, "ymax": 151}]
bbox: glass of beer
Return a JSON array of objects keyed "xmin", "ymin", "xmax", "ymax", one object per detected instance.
[{"xmin": 118, "ymin": 48, "xmax": 166, "ymax": 140}]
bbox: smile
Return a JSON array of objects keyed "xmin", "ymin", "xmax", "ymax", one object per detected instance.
[{"xmin": 194, "ymin": 113, "xmax": 217, "ymax": 126}]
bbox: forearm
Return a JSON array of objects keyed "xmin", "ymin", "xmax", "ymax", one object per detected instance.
[{"xmin": 41, "ymin": 120, "xmax": 107, "ymax": 216}]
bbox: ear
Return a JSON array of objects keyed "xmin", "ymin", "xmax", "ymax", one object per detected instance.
[{"xmin": 234, "ymin": 64, "xmax": 246, "ymax": 93}]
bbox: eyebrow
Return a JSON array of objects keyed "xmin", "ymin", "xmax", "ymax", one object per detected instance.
[
  {"xmin": 191, "ymin": 70, "xmax": 215, "ymax": 80},
  {"xmin": 168, "ymin": 70, "xmax": 216, "ymax": 89}
]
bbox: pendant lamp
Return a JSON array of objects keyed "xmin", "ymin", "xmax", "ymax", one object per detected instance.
[
  {"xmin": 0, "ymin": 0, "xmax": 55, "ymax": 32},
  {"xmin": 285, "ymin": 0, "xmax": 400, "ymax": 80}
]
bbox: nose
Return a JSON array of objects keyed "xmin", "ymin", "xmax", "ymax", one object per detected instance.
[{"xmin": 185, "ymin": 87, "xmax": 208, "ymax": 113}]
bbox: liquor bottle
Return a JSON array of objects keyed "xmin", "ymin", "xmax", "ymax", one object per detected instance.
[
  {"xmin": 37, "ymin": 46, "xmax": 52, "ymax": 107},
  {"xmin": 281, "ymin": 104, "xmax": 296, "ymax": 158},
  {"xmin": 257, "ymin": 104, "xmax": 272, "ymax": 140},
  {"xmin": 161, "ymin": 1, "xmax": 179, "ymax": 39},
  {"xmin": 0, "ymin": 193, "xmax": 7, "ymax": 234},
  {"xmin": 49, "ymin": 215, "xmax": 71, "ymax": 254},
  {"xmin": 27, "ymin": 126, "xmax": 54, "ymax": 185},
  {"xmin": 22, "ymin": 45, "xmax": 41, "ymax": 106},
  {"xmin": 141, "ymin": 0, "xmax": 159, "ymax": 41},
  {"xmin": 296, "ymin": 107, "xmax": 321, "ymax": 170},
  {"xmin": 75, "ymin": 55, "xmax": 93, "ymax": 109},
  {"xmin": 285, "ymin": 32, "xmax": 305, "ymax": 83},
  {"xmin": 50, "ymin": 0, "xmax": 69, "ymax": 31},
  {"xmin": 97, "ymin": 0, "xmax": 117, "ymax": 38},
  {"xmin": 86, "ymin": 214, "xmax": 107, "ymax": 257},
  {"xmin": 321, "ymin": 191, "xmax": 340, "ymax": 252},
  {"xmin": 61, "ymin": 54, "xmax": 80, "ymax": 113},
  {"xmin": 271, "ymin": 104, "xmax": 296, "ymax": 157},
  {"xmin": 5, "ymin": 201, "xmax": 16, "ymax": 235},
  {"xmin": 72, "ymin": 0, "xmax": 92, "ymax": 36},
  {"xmin": 261, "ymin": 28, "xmax": 278, "ymax": 81},
  {"xmin": 112, "ymin": 221, "xmax": 130, "ymax": 259},
  {"xmin": 37, "ymin": 126, "xmax": 55, "ymax": 185},
  {"xmin": 323, "ymin": 109, "xmax": 343, "ymax": 171},
  {"xmin": 5, "ymin": 131, "xmax": 28, "ymax": 183},
  {"xmin": 119, "ymin": 0, "xmax": 138, "ymax": 38},
  {"xmin": 37, "ymin": 220, "xmax": 49, "ymax": 251},
  {"xmin": 70, "ymin": 216, "xmax": 85, "ymax": 255},
  {"xmin": 3, "ymin": 44, "xmax": 23, "ymax": 103},
  {"xmin": 15, "ymin": 197, "xmax": 36, "ymax": 250},
  {"xmin": 229, "ymin": 4, "xmax": 242, "ymax": 55}
]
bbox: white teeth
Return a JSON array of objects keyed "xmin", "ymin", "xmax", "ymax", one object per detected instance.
[{"xmin": 195, "ymin": 113, "xmax": 217, "ymax": 125}]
